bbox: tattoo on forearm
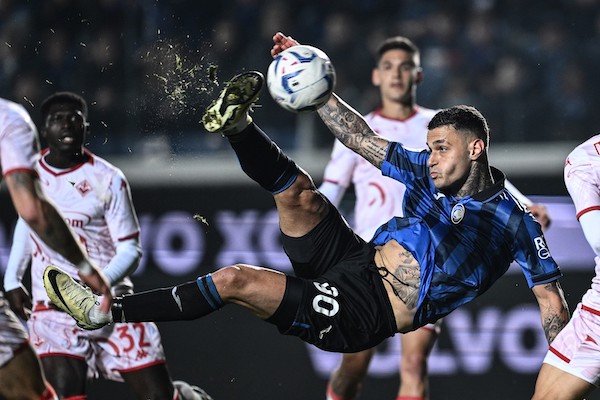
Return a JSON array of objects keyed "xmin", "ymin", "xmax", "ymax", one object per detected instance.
[
  {"xmin": 318, "ymin": 95, "xmax": 387, "ymax": 167},
  {"xmin": 543, "ymin": 313, "xmax": 567, "ymax": 344},
  {"xmin": 540, "ymin": 282, "xmax": 569, "ymax": 344}
]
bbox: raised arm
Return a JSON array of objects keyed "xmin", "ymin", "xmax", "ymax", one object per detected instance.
[
  {"xmin": 317, "ymin": 94, "xmax": 390, "ymax": 169},
  {"xmin": 271, "ymin": 32, "xmax": 390, "ymax": 168},
  {"xmin": 531, "ymin": 281, "xmax": 569, "ymax": 344}
]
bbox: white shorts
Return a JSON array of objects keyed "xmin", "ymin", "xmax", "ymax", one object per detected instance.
[
  {"xmin": 0, "ymin": 296, "xmax": 29, "ymax": 368},
  {"xmin": 543, "ymin": 302, "xmax": 600, "ymax": 386},
  {"xmin": 29, "ymin": 304, "xmax": 167, "ymax": 382}
]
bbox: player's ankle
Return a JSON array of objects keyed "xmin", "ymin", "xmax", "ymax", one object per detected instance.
[
  {"xmin": 326, "ymin": 384, "xmax": 349, "ymax": 400},
  {"xmin": 89, "ymin": 302, "xmax": 112, "ymax": 325},
  {"xmin": 223, "ymin": 114, "xmax": 252, "ymax": 136}
]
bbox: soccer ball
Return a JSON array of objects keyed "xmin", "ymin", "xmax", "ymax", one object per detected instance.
[{"xmin": 267, "ymin": 45, "xmax": 336, "ymax": 113}]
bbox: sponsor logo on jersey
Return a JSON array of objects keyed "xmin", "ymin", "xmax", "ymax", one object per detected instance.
[
  {"xmin": 451, "ymin": 203, "xmax": 465, "ymax": 224},
  {"xmin": 65, "ymin": 218, "xmax": 85, "ymax": 228},
  {"xmin": 534, "ymin": 236, "xmax": 550, "ymax": 259}
]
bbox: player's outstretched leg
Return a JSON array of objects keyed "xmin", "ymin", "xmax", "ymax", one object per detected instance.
[
  {"xmin": 202, "ymin": 71, "xmax": 328, "ymax": 238},
  {"xmin": 44, "ymin": 265, "xmax": 225, "ymax": 328},
  {"xmin": 201, "ymin": 70, "xmax": 300, "ymax": 195},
  {"xmin": 44, "ymin": 264, "xmax": 289, "ymax": 329}
]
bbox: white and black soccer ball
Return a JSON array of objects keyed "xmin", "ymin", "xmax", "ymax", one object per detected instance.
[{"xmin": 267, "ymin": 45, "xmax": 336, "ymax": 113}]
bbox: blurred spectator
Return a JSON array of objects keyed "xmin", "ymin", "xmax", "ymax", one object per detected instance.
[{"xmin": 0, "ymin": 0, "xmax": 599, "ymax": 156}]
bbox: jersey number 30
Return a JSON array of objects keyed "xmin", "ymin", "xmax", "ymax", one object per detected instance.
[{"xmin": 312, "ymin": 281, "xmax": 340, "ymax": 317}]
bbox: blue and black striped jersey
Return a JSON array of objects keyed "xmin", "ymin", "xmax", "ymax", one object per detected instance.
[{"xmin": 371, "ymin": 142, "xmax": 562, "ymax": 327}]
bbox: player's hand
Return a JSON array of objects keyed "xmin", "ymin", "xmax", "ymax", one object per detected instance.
[
  {"xmin": 271, "ymin": 32, "xmax": 300, "ymax": 58},
  {"xmin": 77, "ymin": 264, "xmax": 113, "ymax": 313},
  {"xmin": 5, "ymin": 285, "xmax": 32, "ymax": 320},
  {"xmin": 528, "ymin": 203, "xmax": 551, "ymax": 230}
]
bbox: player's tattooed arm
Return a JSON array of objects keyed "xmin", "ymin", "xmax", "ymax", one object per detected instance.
[
  {"xmin": 318, "ymin": 93, "xmax": 389, "ymax": 169},
  {"xmin": 532, "ymin": 281, "xmax": 570, "ymax": 344}
]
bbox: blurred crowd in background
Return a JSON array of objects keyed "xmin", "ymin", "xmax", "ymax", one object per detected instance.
[{"xmin": 1, "ymin": 0, "xmax": 600, "ymax": 157}]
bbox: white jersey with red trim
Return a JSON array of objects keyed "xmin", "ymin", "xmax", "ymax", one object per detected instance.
[
  {"xmin": 565, "ymin": 134, "xmax": 600, "ymax": 221},
  {"xmin": 28, "ymin": 150, "xmax": 140, "ymax": 302},
  {"xmin": 0, "ymin": 97, "xmax": 38, "ymax": 178},
  {"xmin": 0, "ymin": 98, "xmax": 37, "ymax": 359},
  {"xmin": 544, "ymin": 134, "xmax": 600, "ymax": 384},
  {"xmin": 564, "ymin": 134, "xmax": 600, "ymax": 307},
  {"xmin": 322, "ymin": 106, "xmax": 438, "ymax": 240}
]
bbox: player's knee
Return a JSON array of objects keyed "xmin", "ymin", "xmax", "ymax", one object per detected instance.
[
  {"xmin": 275, "ymin": 173, "xmax": 319, "ymax": 207},
  {"xmin": 214, "ymin": 265, "xmax": 255, "ymax": 296},
  {"xmin": 339, "ymin": 351, "xmax": 373, "ymax": 376},
  {"xmin": 400, "ymin": 352, "xmax": 427, "ymax": 378}
]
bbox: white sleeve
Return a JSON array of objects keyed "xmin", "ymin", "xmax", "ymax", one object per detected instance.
[
  {"xmin": 322, "ymin": 140, "xmax": 357, "ymax": 188},
  {"xmin": 3, "ymin": 218, "xmax": 32, "ymax": 292},
  {"xmin": 319, "ymin": 181, "xmax": 346, "ymax": 207},
  {"xmin": 102, "ymin": 171, "xmax": 142, "ymax": 284},
  {"xmin": 578, "ymin": 211, "xmax": 600, "ymax": 257},
  {"xmin": 564, "ymin": 153, "xmax": 600, "ymax": 256},
  {"xmin": 505, "ymin": 180, "xmax": 532, "ymax": 206},
  {"xmin": 320, "ymin": 139, "xmax": 359, "ymax": 206},
  {"xmin": 102, "ymin": 238, "xmax": 142, "ymax": 284}
]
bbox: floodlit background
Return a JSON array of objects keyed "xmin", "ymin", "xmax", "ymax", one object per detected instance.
[
  {"xmin": 2, "ymin": 1, "xmax": 600, "ymax": 399},
  {"xmin": 2, "ymin": 0, "xmax": 598, "ymax": 165}
]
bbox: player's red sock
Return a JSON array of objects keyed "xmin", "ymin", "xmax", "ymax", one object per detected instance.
[
  {"xmin": 39, "ymin": 382, "xmax": 58, "ymax": 400},
  {"xmin": 326, "ymin": 383, "xmax": 349, "ymax": 400},
  {"xmin": 62, "ymin": 396, "xmax": 87, "ymax": 400}
]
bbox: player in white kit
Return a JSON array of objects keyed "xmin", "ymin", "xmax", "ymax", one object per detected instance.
[
  {"xmin": 319, "ymin": 36, "xmax": 551, "ymax": 400},
  {"xmin": 532, "ymin": 134, "xmax": 600, "ymax": 400},
  {"xmin": 3, "ymin": 92, "xmax": 211, "ymax": 400},
  {"xmin": 1, "ymin": 97, "xmax": 58, "ymax": 400},
  {"xmin": 0, "ymin": 96, "xmax": 112, "ymax": 399}
]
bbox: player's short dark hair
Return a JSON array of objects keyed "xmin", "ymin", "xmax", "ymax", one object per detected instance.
[
  {"xmin": 41, "ymin": 91, "xmax": 88, "ymax": 120},
  {"xmin": 428, "ymin": 105, "xmax": 490, "ymax": 146},
  {"xmin": 375, "ymin": 36, "xmax": 420, "ymax": 64}
]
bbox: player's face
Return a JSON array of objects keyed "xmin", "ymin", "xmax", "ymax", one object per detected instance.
[
  {"xmin": 426, "ymin": 126, "xmax": 474, "ymax": 193},
  {"xmin": 372, "ymin": 49, "xmax": 421, "ymax": 105},
  {"xmin": 43, "ymin": 103, "xmax": 87, "ymax": 155}
]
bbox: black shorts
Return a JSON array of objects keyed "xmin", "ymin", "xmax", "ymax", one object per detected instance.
[{"xmin": 267, "ymin": 204, "xmax": 397, "ymax": 353}]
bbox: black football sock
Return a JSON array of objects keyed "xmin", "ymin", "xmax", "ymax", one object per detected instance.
[
  {"xmin": 227, "ymin": 122, "xmax": 299, "ymax": 194},
  {"xmin": 111, "ymin": 274, "xmax": 224, "ymax": 322}
]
